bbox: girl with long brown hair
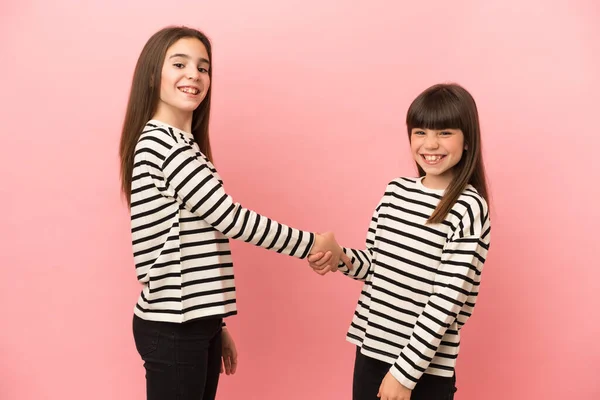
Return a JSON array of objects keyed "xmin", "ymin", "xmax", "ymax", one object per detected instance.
[{"xmin": 119, "ymin": 25, "xmax": 349, "ymax": 400}]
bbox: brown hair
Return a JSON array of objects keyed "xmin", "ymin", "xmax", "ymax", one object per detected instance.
[
  {"xmin": 406, "ymin": 83, "xmax": 489, "ymax": 224},
  {"xmin": 119, "ymin": 26, "xmax": 214, "ymax": 206}
]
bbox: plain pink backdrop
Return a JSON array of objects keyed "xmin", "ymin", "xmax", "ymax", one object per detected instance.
[{"xmin": 1, "ymin": 0, "xmax": 599, "ymax": 399}]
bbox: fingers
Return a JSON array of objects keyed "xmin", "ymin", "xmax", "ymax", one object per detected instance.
[
  {"xmin": 313, "ymin": 264, "xmax": 334, "ymax": 276},
  {"xmin": 308, "ymin": 253, "xmax": 332, "ymax": 271},
  {"xmin": 307, "ymin": 252, "xmax": 326, "ymax": 263},
  {"xmin": 320, "ymin": 249, "xmax": 350, "ymax": 274},
  {"xmin": 312, "ymin": 251, "xmax": 332, "ymax": 267},
  {"xmin": 308, "ymin": 251, "xmax": 332, "ymax": 270},
  {"xmin": 221, "ymin": 351, "xmax": 238, "ymax": 375},
  {"xmin": 329, "ymin": 255, "xmax": 340, "ymax": 273},
  {"xmin": 230, "ymin": 354, "xmax": 238, "ymax": 374},
  {"xmin": 223, "ymin": 354, "xmax": 232, "ymax": 375},
  {"xmin": 309, "ymin": 231, "xmax": 349, "ymax": 276},
  {"xmin": 230, "ymin": 344, "xmax": 238, "ymax": 375},
  {"xmin": 341, "ymin": 252, "xmax": 353, "ymax": 271}
]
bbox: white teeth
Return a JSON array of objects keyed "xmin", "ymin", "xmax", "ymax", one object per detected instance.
[
  {"xmin": 179, "ymin": 87, "xmax": 199, "ymax": 94},
  {"xmin": 424, "ymin": 155, "xmax": 442, "ymax": 161}
]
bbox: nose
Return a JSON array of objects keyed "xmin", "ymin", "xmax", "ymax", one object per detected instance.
[
  {"xmin": 423, "ymin": 133, "xmax": 439, "ymax": 149},
  {"xmin": 187, "ymin": 67, "xmax": 200, "ymax": 81}
]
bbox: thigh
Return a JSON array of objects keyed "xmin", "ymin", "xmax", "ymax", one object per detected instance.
[
  {"xmin": 201, "ymin": 326, "xmax": 223, "ymax": 400},
  {"xmin": 411, "ymin": 373, "xmax": 457, "ymax": 400},
  {"xmin": 133, "ymin": 316, "xmax": 222, "ymax": 400},
  {"xmin": 133, "ymin": 315, "xmax": 179, "ymax": 400},
  {"xmin": 352, "ymin": 347, "xmax": 391, "ymax": 400},
  {"xmin": 175, "ymin": 318, "xmax": 222, "ymax": 400}
]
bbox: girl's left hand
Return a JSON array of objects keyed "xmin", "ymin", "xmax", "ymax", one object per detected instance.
[
  {"xmin": 221, "ymin": 328, "xmax": 238, "ymax": 375},
  {"xmin": 377, "ymin": 372, "xmax": 412, "ymax": 400}
]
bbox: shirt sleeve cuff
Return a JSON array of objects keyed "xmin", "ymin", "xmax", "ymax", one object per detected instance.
[{"xmin": 389, "ymin": 363, "xmax": 418, "ymax": 391}]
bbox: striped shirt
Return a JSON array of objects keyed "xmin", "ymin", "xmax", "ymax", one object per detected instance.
[
  {"xmin": 338, "ymin": 177, "xmax": 491, "ymax": 390},
  {"xmin": 129, "ymin": 120, "xmax": 315, "ymax": 323}
]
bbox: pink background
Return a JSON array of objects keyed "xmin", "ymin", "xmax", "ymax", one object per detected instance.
[{"xmin": 1, "ymin": 0, "xmax": 599, "ymax": 399}]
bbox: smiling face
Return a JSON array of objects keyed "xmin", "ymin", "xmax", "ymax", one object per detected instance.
[
  {"xmin": 410, "ymin": 127, "xmax": 465, "ymax": 189},
  {"xmin": 154, "ymin": 37, "xmax": 211, "ymax": 129}
]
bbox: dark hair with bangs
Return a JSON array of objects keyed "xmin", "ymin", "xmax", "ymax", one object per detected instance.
[{"xmin": 407, "ymin": 83, "xmax": 489, "ymax": 224}]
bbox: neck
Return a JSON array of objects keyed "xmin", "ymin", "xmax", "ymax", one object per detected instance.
[
  {"xmin": 152, "ymin": 106, "xmax": 193, "ymax": 133},
  {"xmin": 422, "ymin": 171, "xmax": 454, "ymax": 190}
]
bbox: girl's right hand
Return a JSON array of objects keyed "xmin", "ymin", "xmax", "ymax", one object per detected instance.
[
  {"xmin": 308, "ymin": 232, "xmax": 352, "ymax": 275},
  {"xmin": 307, "ymin": 251, "xmax": 332, "ymax": 269}
]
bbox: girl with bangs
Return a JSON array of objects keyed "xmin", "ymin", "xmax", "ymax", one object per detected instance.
[{"xmin": 309, "ymin": 83, "xmax": 491, "ymax": 400}]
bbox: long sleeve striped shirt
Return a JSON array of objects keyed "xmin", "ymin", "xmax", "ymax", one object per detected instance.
[
  {"xmin": 129, "ymin": 120, "xmax": 315, "ymax": 323},
  {"xmin": 338, "ymin": 177, "xmax": 491, "ymax": 390}
]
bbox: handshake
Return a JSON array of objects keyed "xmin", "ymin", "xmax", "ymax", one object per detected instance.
[{"xmin": 308, "ymin": 232, "xmax": 352, "ymax": 276}]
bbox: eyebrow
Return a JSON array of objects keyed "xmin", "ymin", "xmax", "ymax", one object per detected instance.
[{"xmin": 168, "ymin": 53, "xmax": 210, "ymax": 64}]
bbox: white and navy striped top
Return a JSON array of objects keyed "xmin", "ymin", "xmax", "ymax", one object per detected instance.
[
  {"xmin": 129, "ymin": 120, "xmax": 315, "ymax": 323},
  {"xmin": 338, "ymin": 177, "xmax": 491, "ymax": 390}
]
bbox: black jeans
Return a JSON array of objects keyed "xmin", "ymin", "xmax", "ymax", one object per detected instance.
[
  {"xmin": 353, "ymin": 347, "xmax": 457, "ymax": 400},
  {"xmin": 133, "ymin": 315, "xmax": 223, "ymax": 400}
]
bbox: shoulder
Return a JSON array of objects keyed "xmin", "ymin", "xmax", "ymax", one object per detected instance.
[
  {"xmin": 383, "ymin": 176, "xmax": 420, "ymax": 193},
  {"xmin": 137, "ymin": 122, "xmax": 195, "ymax": 155},
  {"xmin": 455, "ymin": 186, "xmax": 489, "ymax": 221},
  {"xmin": 450, "ymin": 186, "xmax": 491, "ymax": 240},
  {"xmin": 137, "ymin": 122, "xmax": 176, "ymax": 149}
]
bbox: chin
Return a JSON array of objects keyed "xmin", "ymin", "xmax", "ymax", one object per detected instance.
[
  {"xmin": 420, "ymin": 167, "xmax": 447, "ymax": 176},
  {"xmin": 179, "ymin": 103, "xmax": 202, "ymax": 112}
]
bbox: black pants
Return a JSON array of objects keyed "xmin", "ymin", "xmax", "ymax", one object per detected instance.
[
  {"xmin": 353, "ymin": 347, "xmax": 457, "ymax": 400},
  {"xmin": 133, "ymin": 315, "xmax": 223, "ymax": 400}
]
